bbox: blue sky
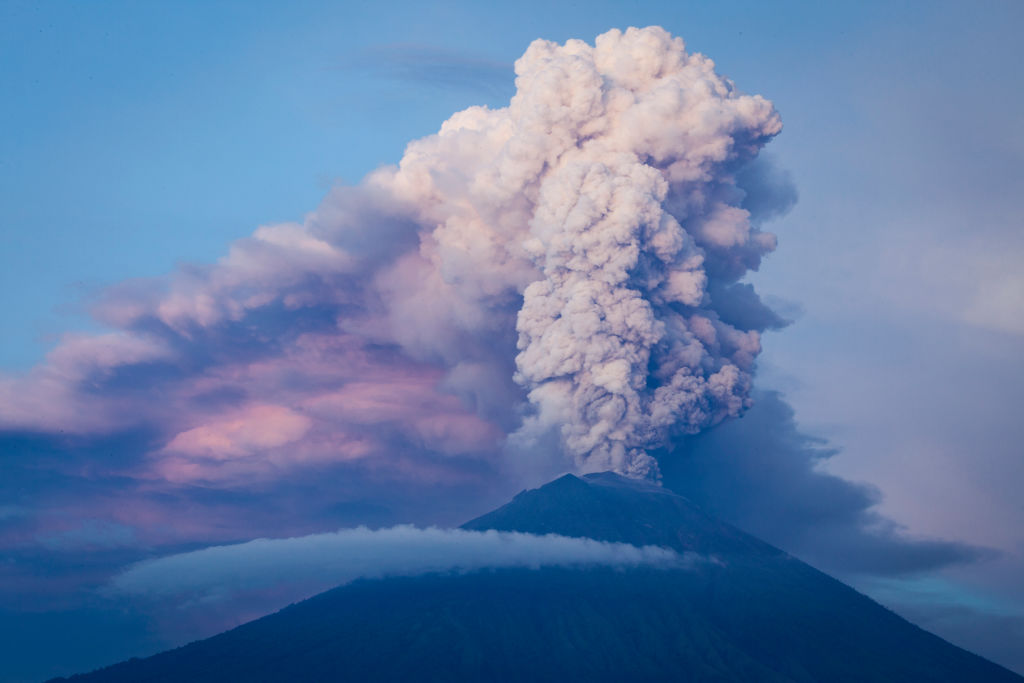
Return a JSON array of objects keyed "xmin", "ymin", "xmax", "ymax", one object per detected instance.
[{"xmin": 1, "ymin": 0, "xmax": 1023, "ymax": 679}]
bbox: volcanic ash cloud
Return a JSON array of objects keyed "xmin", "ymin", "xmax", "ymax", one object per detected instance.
[
  {"xmin": 376, "ymin": 27, "xmax": 786, "ymax": 477},
  {"xmin": 0, "ymin": 27, "xmax": 791, "ymax": 486}
]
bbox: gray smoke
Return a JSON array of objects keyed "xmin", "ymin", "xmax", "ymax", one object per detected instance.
[
  {"xmin": 0, "ymin": 27, "xmax": 792, "ymax": 485},
  {"xmin": 378, "ymin": 27, "xmax": 786, "ymax": 477}
]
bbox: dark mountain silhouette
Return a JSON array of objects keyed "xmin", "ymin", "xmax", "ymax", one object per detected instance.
[{"xmin": 54, "ymin": 473, "xmax": 1022, "ymax": 682}]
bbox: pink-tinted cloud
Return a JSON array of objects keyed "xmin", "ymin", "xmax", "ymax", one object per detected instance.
[
  {"xmin": 0, "ymin": 28, "xmax": 797, "ymax": 565},
  {"xmin": 0, "ymin": 332, "xmax": 173, "ymax": 433},
  {"xmin": 161, "ymin": 404, "xmax": 313, "ymax": 460}
]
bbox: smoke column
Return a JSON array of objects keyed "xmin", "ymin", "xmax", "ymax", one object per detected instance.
[
  {"xmin": 374, "ymin": 27, "xmax": 784, "ymax": 477},
  {"xmin": 0, "ymin": 27, "xmax": 791, "ymax": 485}
]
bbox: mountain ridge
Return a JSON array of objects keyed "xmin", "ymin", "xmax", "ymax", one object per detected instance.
[{"xmin": 54, "ymin": 472, "xmax": 1023, "ymax": 682}]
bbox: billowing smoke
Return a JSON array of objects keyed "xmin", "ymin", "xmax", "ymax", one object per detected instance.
[
  {"xmin": 0, "ymin": 26, "xmax": 791, "ymax": 490},
  {"xmin": 372, "ymin": 27, "xmax": 784, "ymax": 477}
]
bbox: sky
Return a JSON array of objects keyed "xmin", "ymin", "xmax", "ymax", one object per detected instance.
[{"xmin": 1, "ymin": 1, "xmax": 1023, "ymax": 680}]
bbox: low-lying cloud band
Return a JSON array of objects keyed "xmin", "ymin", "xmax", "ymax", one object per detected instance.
[{"xmin": 110, "ymin": 526, "xmax": 688, "ymax": 605}]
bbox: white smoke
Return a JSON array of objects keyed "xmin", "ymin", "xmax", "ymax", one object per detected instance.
[
  {"xmin": 369, "ymin": 27, "xmax": 784, "ymax": 478},
  {"xmin": 1, "ymin": 26, "xmax": 790, "ymax": 486}
]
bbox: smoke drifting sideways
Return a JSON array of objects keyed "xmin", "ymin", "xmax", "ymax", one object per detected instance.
[{"xmin": 0, "ymin": 27, "xmax": 792, "ymax": 494}]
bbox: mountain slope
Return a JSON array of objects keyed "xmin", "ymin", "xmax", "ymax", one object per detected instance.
[{"xmin": 55, "ymin": 473, "xmax": 1022, "ymax": 682}]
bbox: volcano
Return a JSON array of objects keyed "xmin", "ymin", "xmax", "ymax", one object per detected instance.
[{"xmin": 56, "ymin": 473, "xmax": 1021, "ymax": 682}]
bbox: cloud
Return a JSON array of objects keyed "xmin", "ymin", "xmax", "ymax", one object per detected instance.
[
  {"xmin": 659, "ymin": 391, "xmax": 990, "ymax": 577},
  {"xmin": 0, "ymin": 26, "xmax": 795, "ymax": 493},
  {"xmin": 161, "ymin": 404, "xmax": 312, "ymax": 460},
  {"xmin": 107, "ymin": 526, "xmax": 688, "ymax": 630}
]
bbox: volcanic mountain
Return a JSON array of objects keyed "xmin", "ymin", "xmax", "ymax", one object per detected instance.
[{"xmin": 56, "ymin": 473, "xmax": 1022, "ymax": 682}]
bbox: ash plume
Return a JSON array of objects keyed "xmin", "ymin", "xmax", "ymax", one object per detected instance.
[
  {"xmin": 0, "ymin": 27, "xmax": 792, "ymax": 486},
  {"xmin": 380, "ymin": 27, "xmax": 786, "ymax": 477}
]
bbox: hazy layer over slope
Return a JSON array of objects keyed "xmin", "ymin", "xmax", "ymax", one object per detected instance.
[{"xmin": 58, "ymin": 474, "xmax": 1022, "ymax": 682}]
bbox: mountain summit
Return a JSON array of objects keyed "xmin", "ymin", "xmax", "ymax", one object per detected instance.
[
  {"xmin": 58, "ymin": 473, "xmax": 1021, "ymax": 682},
  {"xmin": 463, "ymin": 472, "xmax": 778, "ymax": 556}
]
